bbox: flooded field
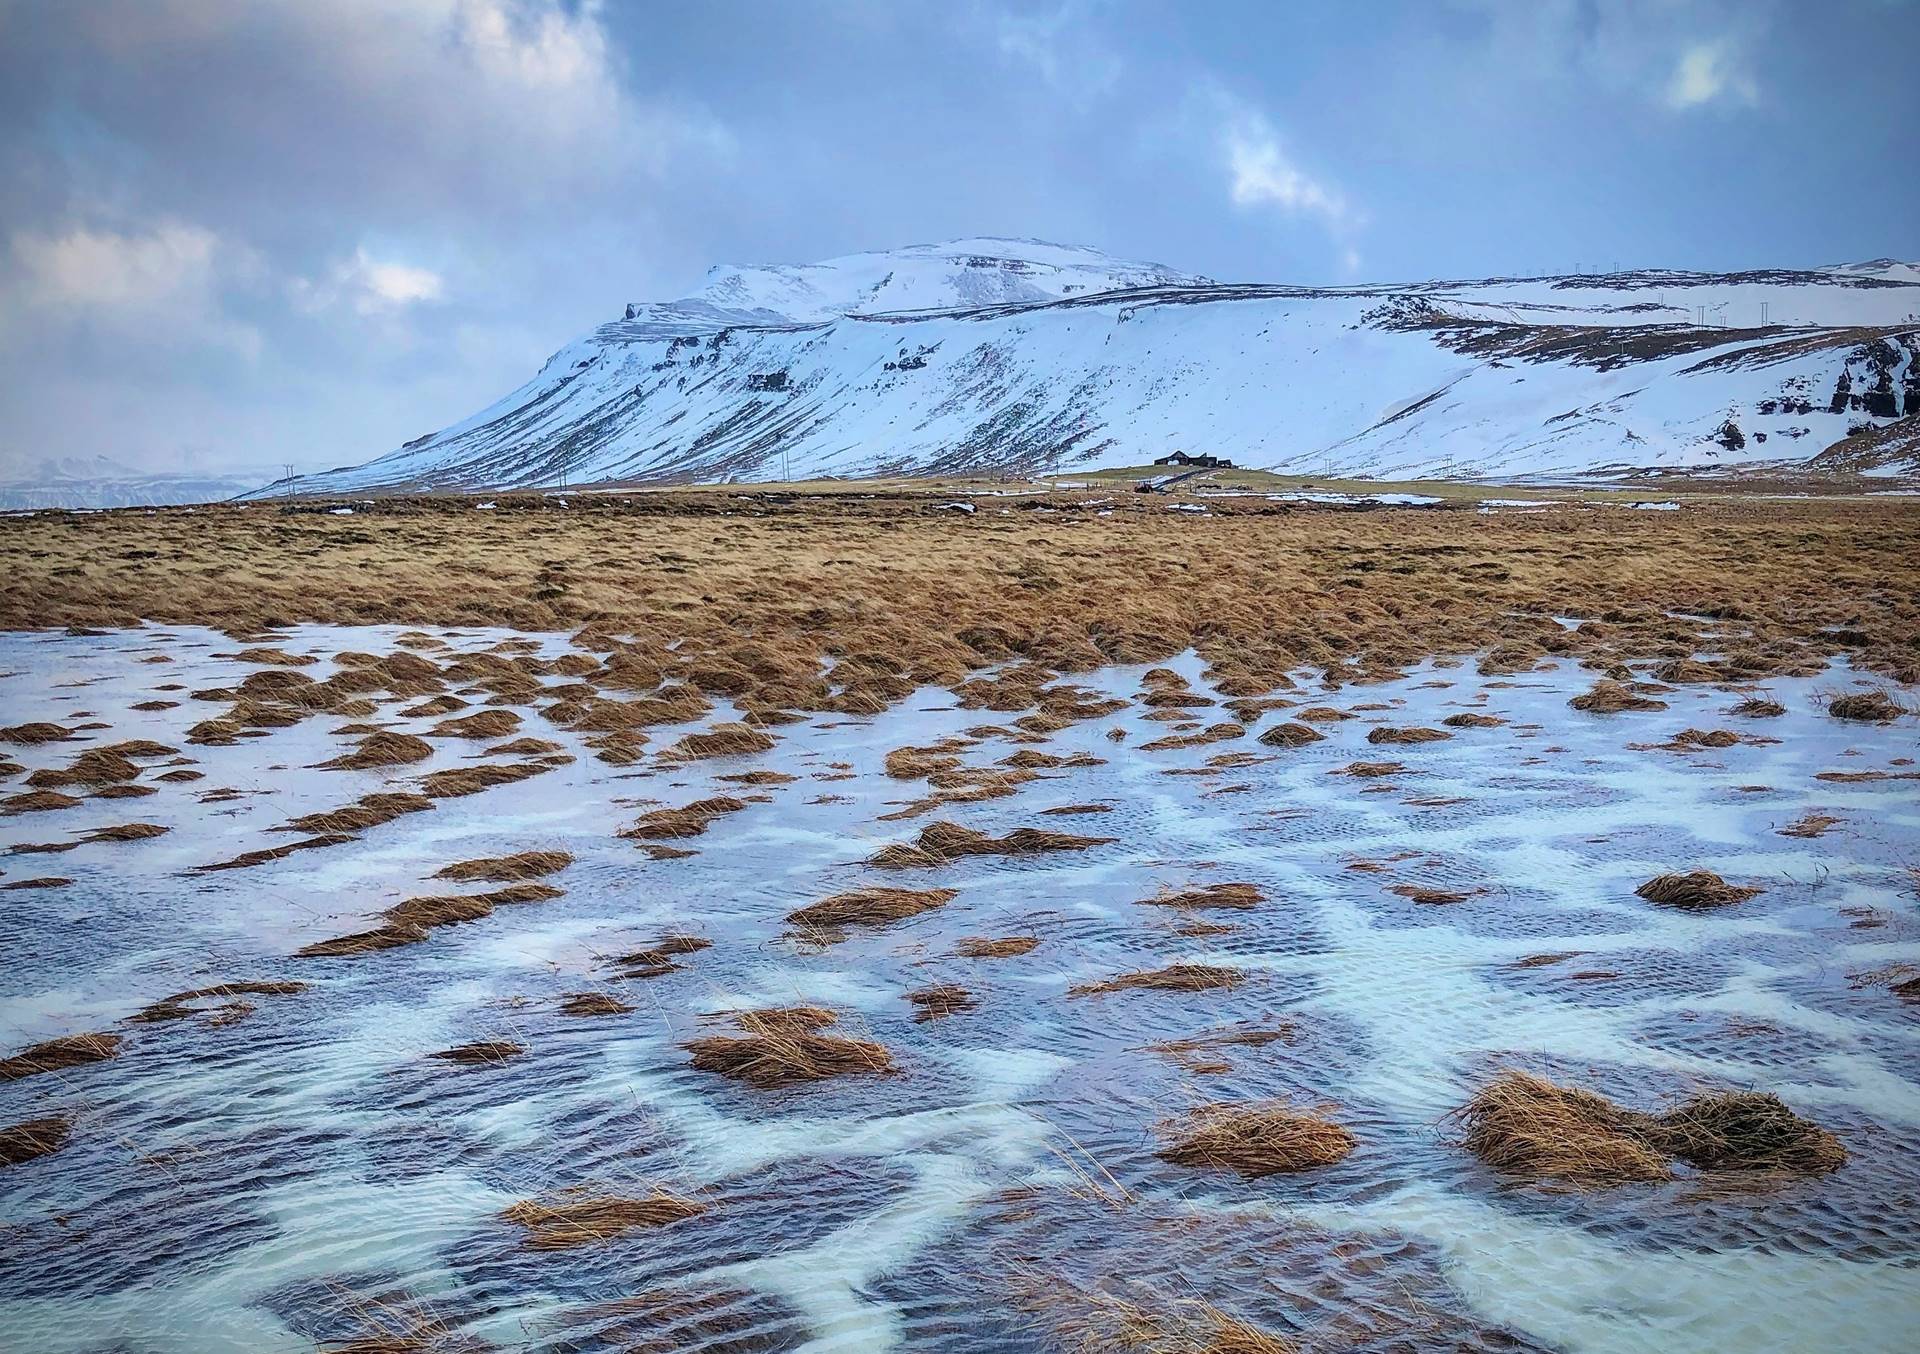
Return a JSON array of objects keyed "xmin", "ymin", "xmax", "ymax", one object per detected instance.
[{"xmin": 2, "ymin": 623, "xmax": 1916, "ymax": 1353}]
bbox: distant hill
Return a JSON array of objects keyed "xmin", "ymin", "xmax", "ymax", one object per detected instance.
[
  {"xmin": 0, "ymin": 456, "xmax": 274, "ymax": 510},
  {"xmin": 252, "ymin": 239, "xmax": 1920, "ymax": 497}
]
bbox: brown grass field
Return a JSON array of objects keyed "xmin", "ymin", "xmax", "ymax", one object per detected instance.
[{"xmin": 5, "ymin": 489, "xmax": 1916, "ymax": 707}]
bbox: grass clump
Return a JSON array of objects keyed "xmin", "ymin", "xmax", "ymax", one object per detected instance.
[
  {"xmin": 906, "ymin": 983, "xmax": 976, "ymax": 1021},
  {"xmin": 684, "ymin": 1007, "xmax": 896, "ymax": 1087},
  {"xmin": 1570, "ymin": 680, "xmax": 1667, "ymax": 713},
  {"xmin": 1158, "ymin": 1100, "xmax": 1355, "ymax": 1176},
  {"xmin": 869, "ymin": 820, "xmax": 1112, "ymax": 867},
  {"xmin": 668, "ymin": 722, "xmax": 776, "ymax": 759},
  {"xmin": 1, "ymin": 1116, "xmax": 71, "ymax": 1166},
  {"xmin": 313, "ymin": 731, "xmax": 433, "ymax": 770},
  {"xmin": 416, "ymin": 760, "xmax": 553, "ymax": 798},
  {"xmin": 502, "ymin": 1191, "xmax": 704, "ymax": 1250},
  {"xmin": 1635, "ymin": 870, "xmax": 1762, "ymax": 909},
  {"xmin": 1139, "ymin": 883, "xmax": 1265, "ymax": 910},
  {"xmin": 1366, "ymin": 725, "xmax": 1451, "ymax": 745},
  {"xmin": 0, "ymin": 1032, "xmax": 122, "ymax": 1080},
  {"xmin": 559, "ymin": 992, "xmax": 631, "ymax": 1017},
  {"xmin": 621, "ymin": 796, "xmax": 745, "ymax": 840},
  {"xmin": 427, "ymin": 1040, "xmax": 526, "ymax": 1065},
  {"xmin": 1729, "ymin": 694, "xmax": 1785, "ymax": 718},
  {"xmin": 1826, "ymin": 689, "xmax": 1906, "ymax": 722},
  {"xmin": 956, "ymin": 935, "xmax": 1040, "ymax": 958},
  {"xmin": 1454, "ymin": 1070, "xmax": 1846, "ymax": 1186},
  {"xmin": 1256, "ymin": 721, "xmax": 1323, "ymax": 748},
  {"xmin": 1071, "ymin": 964, "xmax": 1244, "ymax": 997},
  {"xmin": 1441, "ymin": 712, "xmax": 1505, "ymax": 728},
  {"xmin": 433, "ymin": 849, "xmax": 573, "ymax": 882},
  {"xmin": 787, "ymin": 886, "xmax": 957, "ymax": 929}
]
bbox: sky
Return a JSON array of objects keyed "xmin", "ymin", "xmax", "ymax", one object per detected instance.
[{"xmin": 1, "ymin": 0, "xmax": 1915, "ymax": 484}]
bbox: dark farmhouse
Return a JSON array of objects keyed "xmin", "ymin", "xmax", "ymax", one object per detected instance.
[{"xmin": 1153, "ymin": 451, "xmax": 1236, "ymax": 468}]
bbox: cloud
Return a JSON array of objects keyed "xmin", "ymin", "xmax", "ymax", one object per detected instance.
[
  {"xmin": 985, "ymin": 1, "xmax": 1123, "ymax": 102},
  {"xmin": 293, "ymin": 249, "xmax": 447, "ymax": 317},
  {"xmin": 11, "ymin": 221, "xmax": 220, "ymax": 310},
  {"xmin": 1664, "ymin": 39, "xmax": 1759, "ymax": 110},
  {"xmin": 1213, "ymin": 96, "xmax": 1362, "ymax": 269},
  {"xmin": 4, "ymin": 220, "xmax": 262, "ymax": 360}
]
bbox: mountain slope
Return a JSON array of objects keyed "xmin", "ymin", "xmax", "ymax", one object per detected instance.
[{"xmin": 268, "ymin": 241, "xmax": 1920, "ymax": 496}]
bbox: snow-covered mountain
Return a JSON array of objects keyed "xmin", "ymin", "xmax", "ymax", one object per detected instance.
[
  {"xmin": 266, "ymin": 239, "xmax": 1920, "ymax": 496},
  {"xmin": 0, "ymin": 456, "xmax": 274, "ymax": 510}
]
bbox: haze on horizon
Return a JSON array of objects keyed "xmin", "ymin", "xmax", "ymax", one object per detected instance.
[{"xmin": 1, "ymin": 0, "xmax": 1915, "ymax": 484}]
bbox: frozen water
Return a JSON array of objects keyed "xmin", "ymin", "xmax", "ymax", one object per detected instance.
[{"xmin": 1, "ymin": 625, "xmax": 1916, "ymax": 1352}]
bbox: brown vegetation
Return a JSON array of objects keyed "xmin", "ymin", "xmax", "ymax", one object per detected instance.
[
  {"xmin": 1157, "ymin": 1100, "xmax": 1356, "ymax": 1176},
  {"xmin": 1139, "ymin": 883, "xmax": 1265, "ymax": 910},
  {"xmin": 1826, "ymin": 689, "xmax": 1906, "ymax": 722},
  {"xmin": 787, "ymin": 886, "xmax": 958, "ymax": 930},
  {"xmin": 1454, "ymin": 1070, "xmax": 1846, "ymax": 1186},
  {"xmin": 906, "ymin": 983, "xmax": 976, "ymax": 1021},
  {"xmin": 620, "ymin": 796, "xmax": 745, "ymax": 840},
  {"xmin": 955, "ymin": 935, "xmax": 1040, "ymax": 958},
  {"xmin": 684, "ymin": 1007, "xmax": 896, "ymax": 1087},
  {"xmin": 434, "ymin": 849, "xmax": 573, "ymax": 882},
  {"xmin": 1635, "ymin": 871, "xmax": 1763, "ymax": 909},
  {"xmin": 502, "ymin": 1191, "xmax": 704, "ymax": 1250},
  {"xmin": 1570, "ymin": 680, "xmax": 1668, "ymax": 713},
  {"xmin": 0, "ymin": 1032, "xmax": 122, "ymax": 1080},
  {"xmin": 1366, "ymin": 725, "xmax": 1452, "ymax": 745},
  {"xmin": 870, "ymin": 819, "xmax": 1112, "ymax": 867},
  {"xmin": 313, "ymin": 731, "xmax": 434, "ymax": 770},
  {"xmin": 0, "ymin": 1116, "xmax": 72, "ymax": 1167},
  {"xmin": 1071, "ymin": 964, "xmax": 1244, "ymax": 997},
  {"xmin": 3, "ymin": 497, "xmax": 1917, "ymax": 735},
  {"xmin": 427, "ymin": 1040, "xmax": 526, "ymax": 1065},
  {"xmin": 1256, "ymin": 721, "xmax": 1324, "ymax": 748}
]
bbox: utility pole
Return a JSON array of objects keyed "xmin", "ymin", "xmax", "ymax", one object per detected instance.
[{"xmin": 282, "ymin": 462, "xmax": 296, "ymax": 500}]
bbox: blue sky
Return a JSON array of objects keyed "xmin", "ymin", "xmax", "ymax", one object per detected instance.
[{"xmin": 1, "ymin": 0, "xmax": 1914, "ymax": 480}]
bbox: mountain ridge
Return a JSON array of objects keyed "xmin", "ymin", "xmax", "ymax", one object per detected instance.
[{"xmin": 229, "ymin": 238, "xmax": 1919, "ymax": 496}]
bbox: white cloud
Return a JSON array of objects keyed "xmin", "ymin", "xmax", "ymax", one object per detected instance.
[
  {"xmin": 293, "ymin": 249, "xmax": 447, "ymax": 317},
  {"xmin": 5, "ymin": 220, "xmax": 262, "ymax": 360},
  {"xmin": 11, "ymin": 222, "xmax": 220, "ymax": 310},
  {"xmin": 987, "ymin": 1, "xmax": 1123, "ymax": 102},
  {"xmin": 1665, "ymin": 39, "xmax": 1759, "ymax": 110},
  {"xmin": 1217, "ymin": 98, "xmax": 1363, "ymax": 262}
]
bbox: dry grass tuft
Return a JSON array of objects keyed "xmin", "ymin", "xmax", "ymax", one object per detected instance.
[
  {"xmin": 428, "ymin": 1040, "xmax": 527, "ymax": 1065},
  {"xmin": 1729, "ymin": 694, "xmax": 1785, "ymax": 718},
  {"xmin": 621, "ymin": 796, "xmax": 746, "ymax": 840},
  {"xmin": 283, "ymin": 791, "xmax": 433, "ymax": 834},
  {"xmin": 428, "ymin": 709, "xmax": 522, "ymax": 739},
  {"xmin": 2, "ymin": 789, "xmax": 82, "ymax": 815},
  {"xmin": 1441, "ymin": 712, "xmax": 1505, "ymax": 728},
  {"xmin": 1331, "ymin": 760, "xmax": 1405, "ymax": 779},
  {"xmin": 1388, "ymin": 884, "xmax": 1474, "ymax": 905},
  {"xmin": 502, "ymin": 1191, "xmax": 704, "ymax": 1250},
  {"xmin": 685, "ymin": 1007, "xmax": 896, "ymax": 1086},
  {"xmin": 130, "ymin": 980, "xmax": 306, "ymax": 1023},
  {"xmin": 314, "ymin": 730, "xmax": 434, "ymax": 770},
  {"xmin": 1778, "ymin": 813, "xmax": 1842, "ymax": 839},
  {"xmin": 668, "ymin": 722, "xmax": 776, "ymax": 759},
  {"xmin": 906, "ymin": 983, "xmax": 976, "ymax": 1021},
  {"xmin": 1570, "ymin": 680, "xmax": 1668, "ymax": 713},
  {"xmin": 1158, "ymin": 1100, "xmax": 1355, "ymax": 1176},
  {"xmin": 1256, "ymin": 721, "xmax": 1324, "ymax": 748},
  {"xmin": 787, "ymin": 886, "xmax": 957, "ymax": 930},
  {"xmin": 870, "ymin": 819, "xmax": 1112, "ymax": 867},
  {"xmin": 1454, "ymin": 1071, "xmax": 1672, "ymax": 1185},
  {"xmin": 1366, "ymin": 725, "xmax": 1452, "ymax": 745},
  {"xmin": 0, "ymin": 1032, "xmax": 122, "ymax": 1080},
  {"xmin": 0, "ymin": 722, "xmax": 77, "ymax": 745},
  {"xmin": 1019, "ymin": 1278, "xmax": 1298, "ymax": 1354},
  {"xmin": 416, "ymin": 760, "xmax": 552, "ymax": 798},
  {"xmin": 1635, "ymin": 870, "xmax": 1762, "ymax": 909},
  {"xmin": 434, "ymin": 849, "xmax": 573, "ymax": 882},
  {"xmin": 559, "ymin": 991, "xmax": 632, "ymax": 1017},
  {"xmin": 1826, "ymin": 689, "xmax": 1906, "ymax": 722},
  {"xmin": 955, "ymin": 934, "xmax": 1040, "ymax": 958},
  {"xmin": 297, "ymin": 925, "xmax": 426, "ymax": 958},
  {"xmin": 0, "ymin": 1115, "xmax": 72, "ymax": 1166},
  {"xmin": 79, "ymin": 821, "xmax": 169, "ymax": 843},
  {"xmin": 1139, "ymin": 883, "xmax": 1265, "ymax": 910},
  {"xmin": 1072, "ymin": 964, "xmax": 1244, "ymax": 997},
  {"xmin": 1454, "ymin": 1070, "xmax": 1846, "ymax": 1186}
]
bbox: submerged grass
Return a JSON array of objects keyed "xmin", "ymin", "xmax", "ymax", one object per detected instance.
[
  {"xmin": 1453, "ymin": 1070, "xmax": 1846, "ymax": 1186},
  {"xmin": 1157, "ymin": 1100, "xmax": 1356, "ymax": 1176}
]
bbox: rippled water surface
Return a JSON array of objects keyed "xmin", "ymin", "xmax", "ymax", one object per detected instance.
[{"xmin": 2, "ymin": 625, "xmax": 1917, "ymax": 1353}]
